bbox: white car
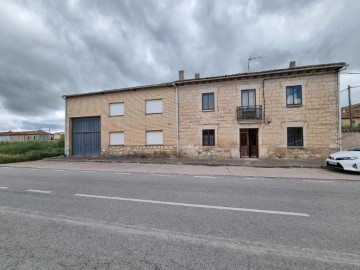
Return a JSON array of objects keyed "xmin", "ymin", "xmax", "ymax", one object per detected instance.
[{"xmin": 326, "ymin": 146, "xmax": 360, "ymax": 172}]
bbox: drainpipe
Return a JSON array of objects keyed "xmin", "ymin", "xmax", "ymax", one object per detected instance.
[
  {"xmin": 62, "ymin": 96, "xmax": 68, "ymax": 156},
  {"xmin": 338, "ymin": 65, "xmax": 347, "ymax": 151},
  {"xmin": 172, "ymin": 83, "xmax": 179, "ymax": 157}
]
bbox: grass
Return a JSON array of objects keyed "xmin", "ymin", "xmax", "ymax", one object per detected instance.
[{"xmin": 0, "ymin": 136, "xmax": 64, "ymax": 164}]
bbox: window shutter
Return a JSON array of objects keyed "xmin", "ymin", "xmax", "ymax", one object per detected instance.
[
  {"xmin": 146, "ymin": 100, "xmax": 163, "ymax": 114},
  {"xmin": 110, "ymin": 132, "xmax": 124, "ymax": 145},
  {"xmin": 110, "ymin": 103, "xmax": 124, "ymax": 116},
  {"xmin": 146, "ymin": 131, "xmax": 163, "ymax": 145}
]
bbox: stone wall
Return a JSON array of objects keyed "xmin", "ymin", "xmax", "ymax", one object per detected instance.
[
  {"xmin": 342, "ymin": 130, "xmax": 360, "ymax": 149},
  {"xmin": 106, "ymin": 145, "xmax": 177, "ymax": 157},
  {"xmin": 178, "ymin": 71, "xmax": 340, "ymax": 159}
]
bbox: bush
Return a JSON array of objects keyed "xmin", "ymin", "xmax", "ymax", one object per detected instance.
[{"xmin": 0, "ymin": 139, "xmax": 64, "ymax": 164}]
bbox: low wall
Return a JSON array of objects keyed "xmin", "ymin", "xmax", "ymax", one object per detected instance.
[{"xmin": 342, "ymin": 130, "xmax": 360, "ymax": 149}]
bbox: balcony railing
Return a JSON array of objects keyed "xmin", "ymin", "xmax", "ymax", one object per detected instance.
[{"xmin": 236, "ymin": 106, "xmax": 262, "ymax": 120}]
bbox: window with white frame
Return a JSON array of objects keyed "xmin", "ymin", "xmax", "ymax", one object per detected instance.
[
  {"xmin": 145, "ymin": 99, "xmax": 163, "ymax": 114},
  {"xmin": 109, "ymin": 103, "xmax": 124, "ymax": 116},
  {"xmin": 109, "ymin": 132, "xmax": 124, "ymax": 145},
  {"xmin": 146, "ymin": 131, "xmax": 163, "ymax": 145}
]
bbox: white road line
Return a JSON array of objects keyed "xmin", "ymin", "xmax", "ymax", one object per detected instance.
[
  {"xmin": 194, "ymin": 176, "xmax": 217, "ymax": 179},
  {"xmin": 27, "ymin": 168, "xmax": 38, "ymax": 171},
  {"xmin": 0, "ymin": 167, "xmax": 13, "ymax": 169},
  {"xmin": 53, "ymin": 170, "xmax": 65, "ymax": 172},
  {"xmin": 244, "ymin": 177, "xmax": 267, "ymax": 180},
  {"xmin": 74, "ymin": 193, "xmax": 310, "ymax": 217},
  {"xmin": 115, "ymin": 172, "xmax": 131, "ymax": 175},
  {"xmin": 26, "ymin": 189, "xmax": 52, "ymax": 194},
  {"xmin": 0, "ymin": 187, "xmax": 8, "ymax": 189},
  {"xmin": 80, "ymin": 171, "xmax": 93, "ymax": 173},
  {"xmin": 303, "ymin": 180, "xmax": 333, "ymax": 183}
]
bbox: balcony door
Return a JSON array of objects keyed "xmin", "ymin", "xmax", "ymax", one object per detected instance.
[
  {"xmin": 240, "ymin": 128, "xmax": 258, "ymax": 158},
  {"xmin": 241, "ymin": 90, "xmax": 256, "ymax": 118}
]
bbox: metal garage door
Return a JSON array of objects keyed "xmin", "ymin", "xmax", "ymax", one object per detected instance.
[{"xmin": 72, "ymin": 117, "xmax": 101, "ymax": 157}]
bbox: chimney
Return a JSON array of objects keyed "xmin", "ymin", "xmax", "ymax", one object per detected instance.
[
  {"xmin": 289, "ymin": 60, "xmax": 296, "ymax": 69},
  {"xmin": 178, "ymin": 70, "xmax": 184, "ymax": 81},
  {"xmin": 195, "ymin": 73, "xmax": 200, "ymax": 79}
]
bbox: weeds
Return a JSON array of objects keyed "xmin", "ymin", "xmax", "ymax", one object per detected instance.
[{"xmin": 0, "ymin": 137, "xmax": 64, "ymax": 164}]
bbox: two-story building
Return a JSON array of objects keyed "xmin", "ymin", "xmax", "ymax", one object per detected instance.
[{"xmin": 63, "ymin": 61, "xmax": 346, "ymax": 159}]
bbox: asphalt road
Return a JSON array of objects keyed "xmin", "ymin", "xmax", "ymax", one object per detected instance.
[{"xmin": 0, "ymin": 167, "xmax": 359, "ymax": 269}]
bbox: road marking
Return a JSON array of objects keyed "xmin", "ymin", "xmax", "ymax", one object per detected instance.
[
  {"xmin": 53, "ymin": 169, "xmax": 65, "ymax": 172},
  {"xmin": 303, "ymin": 180, "xmax": 333, "ymax": 183},
  {"xmin": 0, "ymin": 187, "xmax": 8, "ymax": 189},
  {"xmin": 75, "ymin": 193, "xmax": 309, "ymax": 217},
  {"xmin": 0, "ymin": 167, "xmax": 13, "ymax": 169},
  {"xmin": 116, "ymin": 172, "xmax": 131, "ymax": 175},
  {"xmin": 244, "ymin": 177, "xmax": 267, "ymax": 180},
  {"xmin": 27, "ymin": 168, "xmax": 38, "ymax": 170},
  {"xmin": 194, "ymin": 176, "xmax": 217, "ymax": 179},
  {"xmin": 80, "ymin": 171, "xmax": 93, "ymax": 173},
  {"xmin": 26, "ymin": 189, "xmax": 52, "ymax": 194}
]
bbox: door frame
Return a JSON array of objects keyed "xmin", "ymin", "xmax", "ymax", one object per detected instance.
[{"xmin": 239, "ymin": 128, "xmax": 259, "ymax": 158}]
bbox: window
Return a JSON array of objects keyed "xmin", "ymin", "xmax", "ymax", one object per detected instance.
[
  {"xmin": 110, "ymin": 132, "xmax": 124, "ymax": 145},
  {"xmin": 286, "ymin": 85, "xmax": 302, "ymax": 106},
  {"xmin": 202, "ymin": 129, "xmax": 215, "ymax": 146},
  {"xmin": 109, "ymin": 103, "xmax": 124, "ymax": 116},
  {"xmin": 287, "ymin": 127, "xmax": 303, "ymax": 147},
  {"xmin": 146, "ymin": 131, "xmax": 163, "ymax": 145},
  {"xmin": 202, "ymin": 93, "xmax": 214, "ymax": 110},
  {"xmin": 146, "ymin": 99, "xmax": 163, "ymax": 114},
  {"xmin": 241, "ymin": 89, "xmax": 255, "ymax": 107}
]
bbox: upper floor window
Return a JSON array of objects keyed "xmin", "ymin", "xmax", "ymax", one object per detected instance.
[
  {"xmin": 202, "ymin": 92, "xmax": 214, "ymax": 110},
  {"xmin": 287, "ymin": 127, "xmax": 303, "ymax": 147},
  {"xmin": 286, "ymin": 85, "xmax": 302, "ymax": 106},
  {"xmin": 109, "ymin": 103, "xmax": 124, "ymax": 116},
  {"xmin": 241, "ymin": 89, "xmax": 255, "ymax": 107},
  {"xmin": 146, "ymin": 99, "xmax": 163, "ymax": 114}
]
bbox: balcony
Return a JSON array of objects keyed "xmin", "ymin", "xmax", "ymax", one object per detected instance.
[{"xmin": 236, "ymin": 106, "xmax": 262, "ymax": 121}]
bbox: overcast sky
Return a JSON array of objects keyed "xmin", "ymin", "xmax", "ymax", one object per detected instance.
[{"xmin": 1, "ymin": 0, "xmax": 359, "ymax": 132}]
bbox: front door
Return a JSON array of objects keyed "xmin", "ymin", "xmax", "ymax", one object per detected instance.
[{"xmin": 240, "ymin": 128, "xmax": 258, "ymax": 158}]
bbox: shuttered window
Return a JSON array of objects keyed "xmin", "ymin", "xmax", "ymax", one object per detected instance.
[
  {"xmin": 146, "ymin": 131, "xmax": 163, "ymax": 145},
  {"xmin": 146, "ymin": 99, "xmax": 163, "ymax": 114},
  {"xmin": 110, "ymin": 132, "xmax": 124, "ymax": 145},
  {"xmin": 109, "ymin": 103, "xmax": 124, "ymax": 116}
]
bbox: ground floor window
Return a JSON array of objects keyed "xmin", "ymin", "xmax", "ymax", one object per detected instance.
[
  {"xmin": 146, "ymin": 131, "xmax": 163, "ymax": 145},
  {"xmin": 202, "ymin": 129, "xmax": 215, "ymax": 146},
  {"xmin": 110, "ymin": 132, "xmax": 124, "ymax": 145},
  {"xmin": 287, "ymin": 127, "xmax": 303, "ymax": 147}
]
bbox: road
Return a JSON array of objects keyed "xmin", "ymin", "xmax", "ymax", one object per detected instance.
[{"xmin": 0, "ymin": 166, "xmax": 359, "ymax": 269}]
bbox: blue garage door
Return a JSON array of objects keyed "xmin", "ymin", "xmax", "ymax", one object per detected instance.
[{"xmin": 72, "ymin": 117, "xmax": 101, "ymax": 157}]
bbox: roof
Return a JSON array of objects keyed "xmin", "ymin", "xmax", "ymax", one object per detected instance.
[
  {"xmin": 63, "ymin": 62, "xmax": 346, "ymax": 99},
  {"xmin": 342, "ymin": 103, "xmax": 360, "ymax": 119},
  {"xmin": 0, "ymin": 130, "xmax": 52, "ymax": 136}
]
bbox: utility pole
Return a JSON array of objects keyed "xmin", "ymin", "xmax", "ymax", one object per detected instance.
[{"xmin": 348, "ymin": 85, "xmax": 353, "ymax": 129}]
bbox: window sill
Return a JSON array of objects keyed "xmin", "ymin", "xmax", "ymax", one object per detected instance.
[
  {"xmin": 202, "ymin": 145, "xmax": 215, "ymax": 147},
  {"xmin": 202, "ymin": 109, "xmax": 215, "ymax": 112},
  {"xmin": 286, "ymin": 104, "xmax": 302, "ymax": 108},
  {"xmin": 109, "ymin": 115, "xmax": 124, "ymax": 117},
  {"xmin": 287, "ymin": 146, "xmax": 304, "ymax": 149},
  {"xmin": 145, "ymin": 113, "xmax": 163, "ymax": 115}
]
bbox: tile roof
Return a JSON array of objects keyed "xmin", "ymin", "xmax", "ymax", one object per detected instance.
[
  {"xmin": 63, "ymin": 62, "xmax": 346, "ymax": 98},
  {"xmin": 0, "ymin": 130, "xmax": 51, "ymax": 136}
]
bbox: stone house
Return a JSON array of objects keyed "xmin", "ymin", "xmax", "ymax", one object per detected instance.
[
  {"xmin": 0, "ymin": 130, "xmax": 54, "ymax": 142},
  {"xmin": 341, "ymin": 103, "xmax": 360, "ymax": 127},
  {"xmin": 63, "ymin": 62, "xmax": 346, "ymax": 159}
]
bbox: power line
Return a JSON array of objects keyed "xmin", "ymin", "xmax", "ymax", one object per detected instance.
[{"xmin": 340, "ymin": 72, "xmax": 360, "ymax": 74}]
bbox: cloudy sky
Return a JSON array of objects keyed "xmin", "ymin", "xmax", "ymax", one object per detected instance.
[{"xmin": 1, "ymin": 0, "xmax": 360, "ymax": 132}]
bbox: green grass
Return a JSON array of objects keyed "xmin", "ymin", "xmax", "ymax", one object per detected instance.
[{"xmin": 0, "ymin": 136, "xmax": 64, "ymax": 164}]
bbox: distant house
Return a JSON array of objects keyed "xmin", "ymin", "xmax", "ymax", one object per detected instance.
[
  {"xmin": 0, "ymin": 130, "xmax": 54, "ymax": 142},
  {"xmin": 53, "ymin": 132, "xmax": 64, "ymax": 140},
  {"xmin": 342, "ymin": 103, "xmax": 360, "ymax": 126}
]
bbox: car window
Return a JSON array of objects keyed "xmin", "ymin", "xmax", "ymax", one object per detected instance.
[{"xmin": 347, "ymin": 146, "xmax": 360, "ymax": 151}]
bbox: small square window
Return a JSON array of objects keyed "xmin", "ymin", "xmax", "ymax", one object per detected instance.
[
  {"xmin": 202, "ymin": 129, "xmax": 215, "ymax": 146},
  {"xmin": 202, "ymin": 93, "xmax": 214, "ymax": 110},
  {"xmin": 110, "ymin": 132, "xmax": 124, "ymax": 145},
  {"xmin": 109, "ymin": 103, "xmax": 124, "ymax": 116},
  {"xmin": 287, "ymin": 127, "xmax": 303, "ymax": 147},
  {"xmin": 286, "ymin": 85, "xmax": 302, "ymax": 106}
]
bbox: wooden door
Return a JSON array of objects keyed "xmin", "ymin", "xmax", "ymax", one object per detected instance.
[{"xmin": 240, "ymin": 129, "xmax": 258, "ymax": 158}]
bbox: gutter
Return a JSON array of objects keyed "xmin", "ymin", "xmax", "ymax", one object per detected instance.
[{"xmin": 172, "ymin": 83, "xmax": 179, "ymax": 157}]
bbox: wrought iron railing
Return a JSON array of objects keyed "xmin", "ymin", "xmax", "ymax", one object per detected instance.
[{"xmin": 236, "ymin": 106, "xmax": 262, "ymax": 120}]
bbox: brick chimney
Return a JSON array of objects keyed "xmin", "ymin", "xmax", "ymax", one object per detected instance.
[
  {"xmin": 178, "ymin": 70, "xmax": 184, "ymax": 81},
  {"xmin": 289, "ymin": 61, "xmax": 296, "ymax": 68},
  {"xmin": 195, "ymin": 73, "xmax": 200, "ymax": 79}
]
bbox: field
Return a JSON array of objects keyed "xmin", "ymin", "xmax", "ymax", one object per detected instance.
[{"xmin": 0, "ymin": 137, "xmax": 64, "ymax": 164}]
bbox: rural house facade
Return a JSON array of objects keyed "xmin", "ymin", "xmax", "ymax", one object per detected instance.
[
  {"xmin": 0, "ymin": 130, "xmax": 54, "ymax": 142},
  {"xmin": 63, "ymin": 62, "xmax": 346, "ymax": 159}
]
